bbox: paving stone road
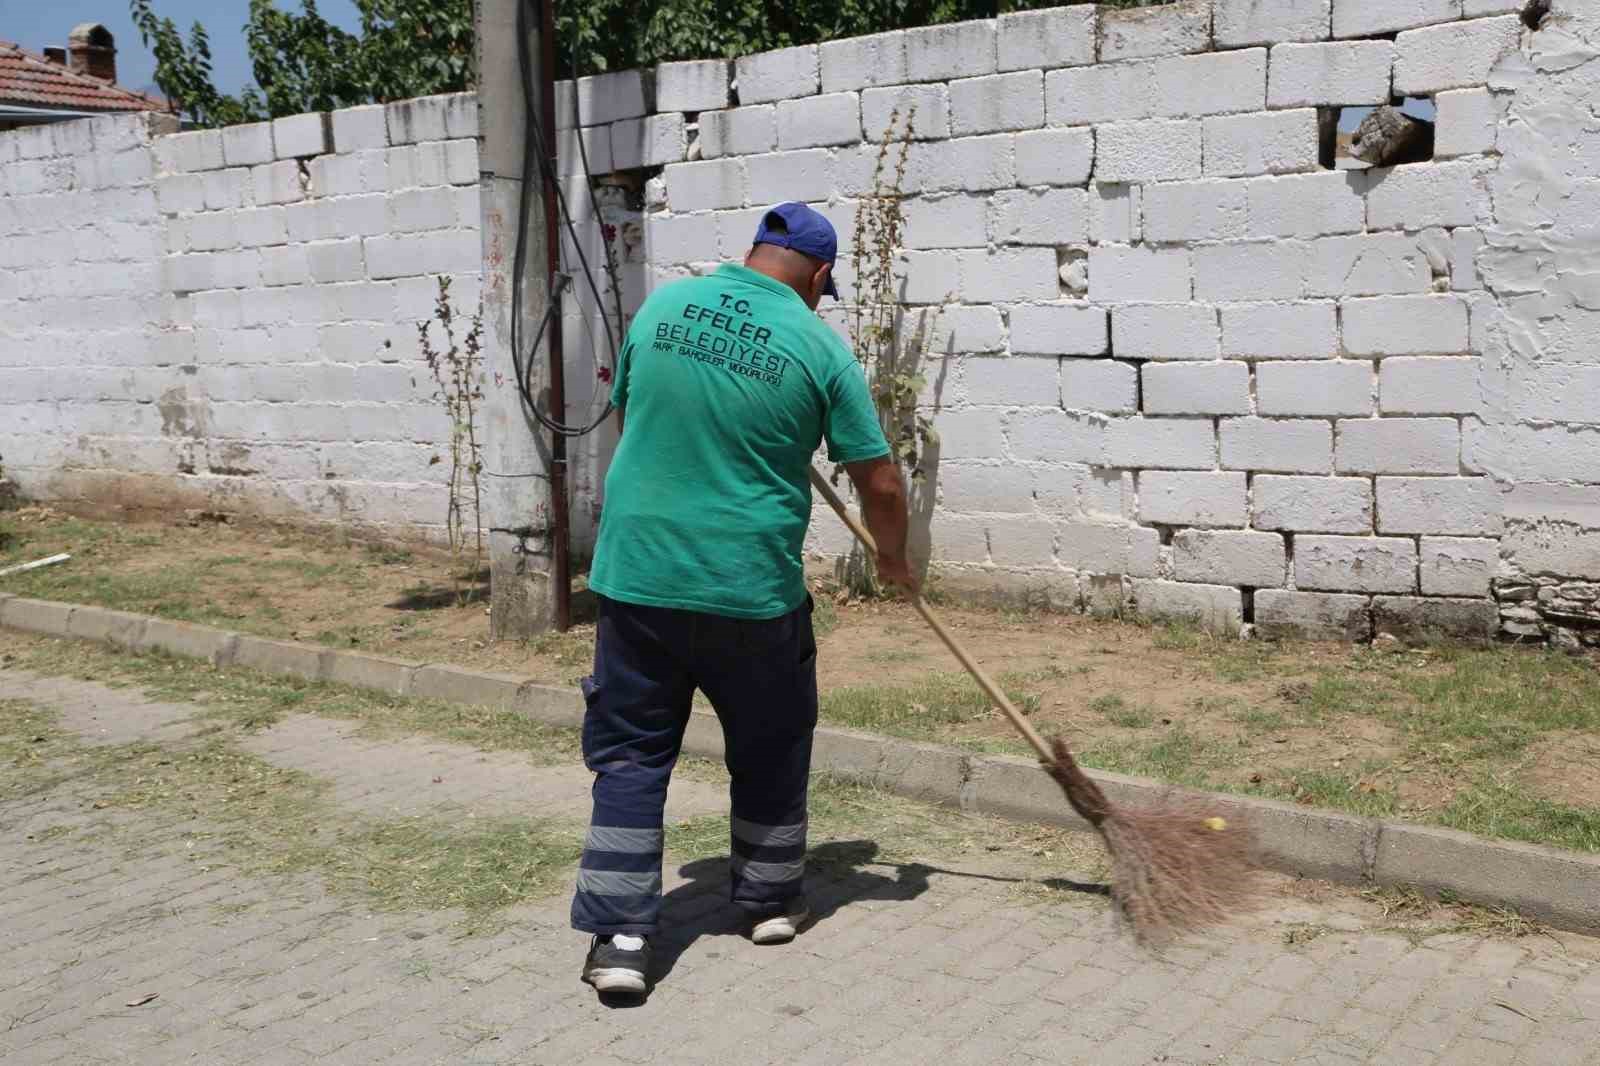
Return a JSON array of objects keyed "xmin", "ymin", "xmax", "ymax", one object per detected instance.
[{"xmin": 3, "ymin": 668, "xmax": 1600, "ymax": 1065}]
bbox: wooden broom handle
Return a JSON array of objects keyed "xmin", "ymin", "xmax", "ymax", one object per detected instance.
[{"xmin": 808, "ymin": 466, "xmax": 1055, "ymax": 763}]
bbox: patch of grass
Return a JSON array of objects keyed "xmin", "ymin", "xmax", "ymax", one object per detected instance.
[
  {"xmin": 7, "ymin": 638, "xmax": 580, "ymax": 761},
  {"xmin": 1277, "ymin": 770, "xmax": 1401, "ymax": 818},
  {"xmin": 1233, "ymin": 705, "xmax": 1291, "ymax": 735},
  {"xmin": 1089, "ymin": 694, "xmax": 1155, "ymax": 729},
  {"xmin": 820, "ymin": 672, "xmax": 1040, "ymax": 737},
  {"xmin": 527, "ymin": 628, "xmax": 595, "ymax": 672},
  {"xmin": 1438, "ymin": 777, "xmax": 1600, "ymax": 854},
  {"xmin": 1084, "ymin": 724, "xmax": 1236, "ymax": 788}
]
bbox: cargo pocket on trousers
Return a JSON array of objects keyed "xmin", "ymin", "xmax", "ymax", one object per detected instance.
[{"xmin": 579, "ymin": 674, "xmax": 602, "ymax": 765}]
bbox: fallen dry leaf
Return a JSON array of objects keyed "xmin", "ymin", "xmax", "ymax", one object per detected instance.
[{"xmin": 126, "ymin": 993, "xmax": 159, "ymax": 1008}]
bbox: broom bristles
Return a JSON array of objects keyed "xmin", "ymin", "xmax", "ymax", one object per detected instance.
[{"xmin": 1047, "ymin": 737, "xmax": 1264, "ymax": 947}]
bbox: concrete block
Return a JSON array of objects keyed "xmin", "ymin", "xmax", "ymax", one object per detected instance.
[
  {"xmin": 1007, "ymin": 409, "xmax": 1108, "ymax": 464},
  {"xmin": 1216, "ymin": 0, "xmax": 1332, "ymax": 47},
  {"xmin": 1336, "ymin": 417, "xmax": 1460, "ymax": 474},
  {"xmin": 445, "ymin": 139, "xmax": 478, "ymax": 185},
  {"xmin": 907, "ymin": 134, "xmax": 1015, "ymax": 192},
  {"xmin": 949, "ymin": 71, "xmax": 1042, "ymax": 137},
  {"xmin": 1335, "ymin": 0, "xmax": 1460, "ymax": 37},
  {"xmin": 697, "ymin": 107, "xmax": 775, "ymax": 159},
  {"xmin": 554, "ymin": 124, "xmax": 611, "ymax": 177},
  {"xmin": 987, "ymin": 187, "xmax": 1088, "ymax": 246},
  {"xmin": 1203, "ymin": 109, "xmax": 1319, "ymax": 178},
  {"xmin": 0, "ymin": 592, "xmax": 70, "ymax": 633},
  {"xmin": 331, "ymin": 104, "xmax": 389, "ymax": 152},
  {"xmin": 202, "ymin": 168, "xmax": 252, "ymax": 211},
  {"xmin": 1047, "ymin": 48, "xmax": 1266, "ymax": 126},
  {"xmin": 1394, "ymin": 16, "xmax": 1523, "ymax": 95},
  {"xmin": 904, "ymin": 19, "xmax": 996, "ymax": 82},
  {"xmin": 1296, "ymin": 535, "xmax": 1418, "ymax": 593},
  {"xmin": 1367, "ymin": 160, "xmax": 1493, "ymax": 231},
  {"xmin": 385, "ymin": 96, "xmax": 450, "ymax": 145},
  {"xmin": 664, "ymin": 158, "xmax": 746, "ymax": 211},
  {"xmin": 1245, "ymin": 171, "xmax": 1366, "ymax": 239},
  {"xmin": 325, "ymin": 650, "xmax": 417, "ymax": 696},
  {"xmin": 656, "ymin": 59, "xmax": 730, "ymax": 113},
  {"xmin": 1132, "ymin": 579, "xmax": 1244, "ymax": 633},
  {"xmin": 1342, "ymin": 295, "xmax": 1469, "ymax": 355},
  {"xmin": 1222, "ymin": 417, "xmax": 1334, "ymax": 474},
  {"xmin": 1377, "ymin": 476, "xmax": 1500, "ymax": 535},
  {"xmin": 895, "ymin": 250, "xmax": 961, "ymax": 304},
  {"xmin": 820, "ymin": 31, "xmax": 908, "ymax": 93},
  {"xmin": 574, "ymin": 70, "xmax": 648, "ymax": 126},
  {"xmin": 776, "ymin": 92, "xmax": 861, "ymax": 149},
  {"xmin": 1267, "ymin": 41, "xmax": 1394, "ymax": 108},
  {"xmin": 1061, "ymin": 360, "xmax": 1139, "ymax": 414},
  {"xmin": 1222, "ymin": 300, "xmax": 1337, "ymax": 358},
  {"xmin": 442, "ymin": 93, "xmax": 477, "ymax": 139},
  {"xmin": 1253, "ymin": 474, "xmax": 1373, "ymax": 533},
  {"xmin": 1435, "ymin": 87, "xmax": 1500, "ymax": 158},
  {"xmin": 611, "ymin": 113, "xmax": 687, "ymax": 169},
  {"xmin": 997, "ymin": 5, "xmax": 1096, "ymax": 72},
  {"xmin": 136, "ymin": 617, "xmax": 241, "ymax": 665},
  {"xmin": 1094, "ymin": 118, "xmax": 1201, "ymax": 183},
  {"xmin": 737, "ymin": 45, "xmax": 819, "ymax": 104},
  {"xmin": 1089, "ymin": 246, "xmax": 1192, "ymax": 304},
  {"xmin": 962, "ymin": 356, "xmax": 1060, "ymax": 407},
  {"xmin": 861, "ymin": 84, "xmax": 949, "ymax": 141},
  {"xmin": 1306, "ymin": 233, "xmax": 1432, "ymax": 297},
  {"xmin": 222, "ymin": 121, "xmax": 276, "ymax": 167},
  {"xmin": 1014, "ymin": 127, "xmax": 1093, "ymax": 187},
  {"xmin": 1107, "ymin": 418, "xmax": 1217, "ymax": 470},
  {"xmin": 1091, "ymin": 184, "xmax": 1141, "ymax": 244},
  {"xmin": 1419, "ymin": 536, "xmax": 1497, "ymax": 597},
  {"xmin": 1372, "ymin": 596, "xmax": 1498, "ymax": 642},
  {"xmin": 645, "ymin": 212, "xmax": 722, "ymax": 265},
  {"xmin": 901, "ymin": 194, "xmax": 987, "ymax": 249},
  {"xmin": 1112, "ymin": 304, "xmax": 1219, "ymax": 360},
  {"xmin": 252, "ymin": 160, "xmax": 305, "ymax": 205},
  {"xmin": 162, "ymin": 129, "xmax": 225, "ymax": 173},
  {"xmin": 1007, "ymin": 303, "xmax": 1109, "ymax": 356},
  {"xmin": 1374, "ymin": 822, "xmax": 1600, "ymax": 935},
  {"xmin": 956, "ymin": 248, "xmax": 1059, "ymax": 304},
  {"xmin": 1254, "ymin": 589, "xmax": 1372, "ymax": 641},
  {"xmin": 1173, "ymin": 529, "xmax": 1288, "ymax": 587},
  {"xmin": 1256, "ymin": 360, "xmax": 1372, "ymax": 417},
  {"xmin": 306, "ymin": 239, "xmax": 366, "ymax": 284},
  {"xmin": 1197, "ymin": 243, "xmax": 1310, "ymax": 303},
  {"xmin": 1144, "ymin": 361, "xmax": 1252, "ymax": 416},
  {"xmin": 930, "ymin": 305, "xmax": 1005, "ymax": 354},
  {"xmin": 62, "ymin": 605, "xmax": 147, "ymax": 648},
  {"xmin": 1099, "ymin": 0, "xmax": 1212, "ymax": 62},
  {"xmin": 875, "ymin": 735, "xmax": 968, "ymax": 806},
  {"xmin": 1142, "ymin": 180, "xmax": 1247, "ymax": 242},
  {"xmin": 156, "ymin": 173, "xmax": 207, "ymax": 215},
  {"xmin": 409, "ymin": 664, "xmax": 527, "ymax": 709},
  {"xmin": 1379, "ymin": 356, "xmax": 1479, "ymax": 415},
  {"xmin": 272, "ymin": 112, "xmax": 328, "ymax": 159},
  {"xmin": 233, "ymin": 634, "xmax": 332, "ymax": 682}
]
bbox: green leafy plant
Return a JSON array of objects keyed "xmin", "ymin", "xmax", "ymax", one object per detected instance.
[
  {"xmin": 419, "ymin": 276, "xmax": 486, "ymax": 602},
  {"xmin": 131, "ymin": 0, "xmax": 474, "ymax": 129}
]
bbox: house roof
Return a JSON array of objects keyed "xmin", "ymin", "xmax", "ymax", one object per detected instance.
[{"xmin": 0, "ymin": 39, "xmax": 166, "ymax": 114}]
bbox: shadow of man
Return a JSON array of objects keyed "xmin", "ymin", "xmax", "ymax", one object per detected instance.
[{"xmin": 639, "ymin": 838, "xmax": 1110, "ymax": 992}]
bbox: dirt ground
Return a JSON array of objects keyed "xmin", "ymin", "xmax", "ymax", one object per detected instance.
[{"xmin": 4, "ymin": 505, "xmax": 1599, "ymax": 852}]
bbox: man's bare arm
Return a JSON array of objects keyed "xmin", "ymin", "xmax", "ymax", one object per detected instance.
[{"xmin": 843, "ymin": 456, "xmax": 914, "ymax": 591}]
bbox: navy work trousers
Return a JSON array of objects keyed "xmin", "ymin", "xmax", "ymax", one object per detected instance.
[{"xmin": 570, "ymin": 594, "xmax": 818, "ymax": 937}]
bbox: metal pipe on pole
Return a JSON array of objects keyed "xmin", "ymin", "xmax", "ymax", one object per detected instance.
[{"xmin": 539, "ymin": 0, "xmax": 572, "ymax": 633}]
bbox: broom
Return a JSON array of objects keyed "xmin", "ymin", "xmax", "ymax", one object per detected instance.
[{"xmin": 808, "ymin": 466, "xmax": 1263, "ymax": 945}]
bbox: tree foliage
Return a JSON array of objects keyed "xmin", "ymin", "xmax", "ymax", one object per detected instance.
[
  {"xmin": 130, "ymin": 0, "xmax": 474, "ymax": 128},
  {"xmin": 133, "ymin": 0, "xmax": 1165, "ymax": 127}
]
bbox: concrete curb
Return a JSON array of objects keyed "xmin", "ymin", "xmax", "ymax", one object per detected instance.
[{"xmin": 5, "ymin": 596, "xmax": 1599, "ymax": 935}]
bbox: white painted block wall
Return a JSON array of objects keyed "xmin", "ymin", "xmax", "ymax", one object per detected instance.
[{"xmin": 6, "ymin": 1, "xmax": 1600, "ymax": 646}]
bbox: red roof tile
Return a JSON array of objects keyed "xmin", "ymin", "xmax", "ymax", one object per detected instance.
[{"xmin": 0, "ymin": 40, "xmax": 167, "ymax": 114}]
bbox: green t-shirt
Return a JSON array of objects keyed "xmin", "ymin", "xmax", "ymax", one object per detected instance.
[{"xmin": 589, "ymin": 263, "xmax": 889, "ymax": 619}]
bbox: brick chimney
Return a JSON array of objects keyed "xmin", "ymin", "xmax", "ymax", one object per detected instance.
[{"xmin": 67, "ymin": 23, "xmax": 117, "ymax": 83}]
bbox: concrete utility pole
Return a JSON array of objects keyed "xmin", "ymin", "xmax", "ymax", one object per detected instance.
[{"xmin": 476, "ymin": 0, "xmax": 558, "ymax": 639}]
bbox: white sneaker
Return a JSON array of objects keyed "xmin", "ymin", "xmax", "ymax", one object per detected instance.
[{"xmin": 751, "ymin": 901, "xmax": 809, "ymax": 945}]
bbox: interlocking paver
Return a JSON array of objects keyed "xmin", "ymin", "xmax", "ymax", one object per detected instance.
[{"xmin": 6, "ymin": 667, "xmax": 1600, "ymax": 1065}]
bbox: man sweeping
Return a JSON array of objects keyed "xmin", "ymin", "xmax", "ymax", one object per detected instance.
[{"xmin": 574, "ymin": 202, "xmax": 914, "ymax": 996}]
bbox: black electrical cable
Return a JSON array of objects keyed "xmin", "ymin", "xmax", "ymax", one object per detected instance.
[{"xmin": 509, "ymin": 0, "xmax": 616, "ymax": 439}]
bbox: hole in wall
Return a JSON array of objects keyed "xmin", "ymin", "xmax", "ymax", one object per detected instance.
[
  {"xmin": 1241, "ymin": 588, "xmax": 1256, "ymax": 626},
  {"xmin": 1335, "ymin": 97, "xmax": 1436, "ymax": 170}
]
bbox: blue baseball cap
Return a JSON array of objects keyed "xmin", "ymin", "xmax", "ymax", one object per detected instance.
[{"xmin": 753, "ymin": 202, "xmax": 840, "ymax": 299}]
